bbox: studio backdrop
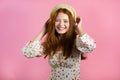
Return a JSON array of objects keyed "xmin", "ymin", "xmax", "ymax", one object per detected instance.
[{"xmin": 0, "ymin": 0, "xmax": 120, "ymax": 80}]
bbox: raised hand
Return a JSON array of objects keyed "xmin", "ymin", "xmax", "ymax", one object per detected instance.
[
  {"xmin": 75, "ymin": 17, "xmax": 85, "ymax": 36},
  {"xmin": 31, "ymin": 19, "xmax": 50, "ymax": 41}
]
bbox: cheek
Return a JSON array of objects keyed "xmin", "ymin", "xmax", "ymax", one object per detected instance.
[{"xmin": 55, "ymin": 22, "xmax": 59, "ymax": 27}]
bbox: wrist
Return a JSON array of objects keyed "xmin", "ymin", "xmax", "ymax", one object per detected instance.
[{"xmin": 76, "ymin": 27, "xmax": 85, "ymax": 36}]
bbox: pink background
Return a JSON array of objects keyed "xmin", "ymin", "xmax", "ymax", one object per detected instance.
[{"xmin": 0, "ymin": 0, "xmax": 120, "ymax": 80}]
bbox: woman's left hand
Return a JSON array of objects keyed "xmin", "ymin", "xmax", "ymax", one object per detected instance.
[{"xmin": 75, "ymin": 17, "xmax": 85, "ymax": 36}]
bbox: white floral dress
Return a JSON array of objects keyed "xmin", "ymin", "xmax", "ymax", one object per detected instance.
[{"xmin": 22, "ymin": 34, "xmax": 96, "ymax": 80}]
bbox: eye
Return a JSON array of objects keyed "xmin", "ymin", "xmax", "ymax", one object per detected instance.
[{"xmin": 64, "ymin": 20, "xmax": 68, "ymax": 23}]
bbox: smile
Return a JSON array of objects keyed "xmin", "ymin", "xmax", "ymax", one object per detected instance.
[{"xmin": 57, "ymin": 27, "xmax": 66, "ymax": 30}]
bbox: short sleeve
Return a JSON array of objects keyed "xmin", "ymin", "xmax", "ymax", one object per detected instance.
[
  {"xmin": 21, "ymin": 40, "xmax": 44, "ymax": 58},
  {"xmin": 76, "ymin": 33, "xmax": 96, "ymax": 53}
]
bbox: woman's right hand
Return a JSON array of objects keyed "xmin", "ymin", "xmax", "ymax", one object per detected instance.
[{"xmin": 31, "ymin": 19, "xmax": 50, "ymax": 41}]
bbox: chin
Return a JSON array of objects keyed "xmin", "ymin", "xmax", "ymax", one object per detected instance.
[{"xmin": 57, "ymin": 31, "xmax": 67, "ymax": 34}]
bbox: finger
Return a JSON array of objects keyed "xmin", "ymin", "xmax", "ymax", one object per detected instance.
[{"xmin": 76, "ymin": 16, "xmax": 81, "ymax": 23}]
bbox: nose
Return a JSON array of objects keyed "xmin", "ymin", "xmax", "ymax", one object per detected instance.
[{"xmin": 59, "ymin": 21, "xmax": 64, "ymax": 26}]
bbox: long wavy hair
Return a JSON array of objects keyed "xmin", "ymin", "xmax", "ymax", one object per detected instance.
[{"xmin": 43, "ymin": 8, "xmax": 87, "ymax": 60}]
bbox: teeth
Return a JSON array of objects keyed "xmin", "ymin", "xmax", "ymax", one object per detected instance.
[{"xmin": 58, "ymin": 27, "xmax": 65, "ymax": 30}]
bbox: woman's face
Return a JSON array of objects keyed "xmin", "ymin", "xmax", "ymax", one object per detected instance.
[{"xmin": 55, "ymin": 12, "xmax": 70, "ymax": 34}]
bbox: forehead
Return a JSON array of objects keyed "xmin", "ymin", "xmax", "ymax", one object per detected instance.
[{"xmin": 56, "ymin": 12, "xmax": 69, "ymax": 19}]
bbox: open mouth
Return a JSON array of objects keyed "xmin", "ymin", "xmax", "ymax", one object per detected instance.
[{"xmin": 57, "ymin": 27, "xmax": 65, "ymax": 31}]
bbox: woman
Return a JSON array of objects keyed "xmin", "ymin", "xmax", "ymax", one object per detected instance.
[{"xmin": 22, "ymin": 4, "xmax": 96, "ymax": 80}]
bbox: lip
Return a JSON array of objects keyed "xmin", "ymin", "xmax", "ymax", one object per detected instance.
[{"xmin": 57, "ymin": 27, "xmax": 65, "ymax": 30}]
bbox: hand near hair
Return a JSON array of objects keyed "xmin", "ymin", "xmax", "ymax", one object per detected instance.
[
  {"xmin": 75, "ymin": 17, "xmax": 85, "ymax": 36},
  {"xmin": 31, "ymin": 19, "xmax": 50, "ymax": 41}
]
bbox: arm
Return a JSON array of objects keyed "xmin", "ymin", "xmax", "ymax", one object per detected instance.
[
  {"xmin": 31, "ymin": 26, "xmax": 46, "ymax": 41},
  {"xmin": 75, "ymin": 17, "xmax": 96, "ymax": 53},
  {"xmin": 22, "ymin": 23, "xmax": 47, "ymax": 58},
  {"xmin": 31, "ymin": 18, "xmax": 50, "ymax": 41},
  {"xmin": 76, "ymin": 34, "xmax": 96, "ymax": 53},
  {"xmin": 75, "ymin": 17, "xmax": 85, "ymax": 36},
  {"xmin": 22, "ymin": 40, "xmax": 44, "ymax": 58}
]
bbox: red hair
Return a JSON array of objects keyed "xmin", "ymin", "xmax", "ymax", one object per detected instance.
[{"xmin": 43, "ymin": 8, "xmax": 87, "ymax": 60}]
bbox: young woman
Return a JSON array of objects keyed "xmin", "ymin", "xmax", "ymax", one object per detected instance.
[{"xmin": 22, "ymin": 4, "xmax": 96, "ymax": 80}]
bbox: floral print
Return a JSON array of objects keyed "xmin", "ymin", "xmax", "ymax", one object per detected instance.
[
  {"xmin": 22, "ymin": 40, "xmax": 44, "ymax": 58},
  {"xmin": 22, "ymin": 33, "xmax": 96, "ymax": 80},
  {"xmin": 76, "ymin": 34, "xmax": 96, "ymax": 53},
  {"xmin": 48, "ymin": 50, "xmax": 81, "ymax": 80}
]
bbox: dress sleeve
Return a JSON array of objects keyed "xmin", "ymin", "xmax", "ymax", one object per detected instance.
[
  {"xmin": 76, "ymin": 33, "xmax": 96, "ymax": 53},
  {"xmin": 21, "ymin": 40, "xmax": 44, "ymax": 58}
]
